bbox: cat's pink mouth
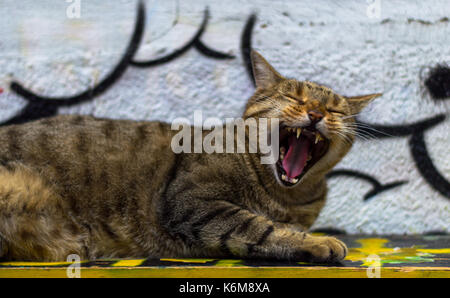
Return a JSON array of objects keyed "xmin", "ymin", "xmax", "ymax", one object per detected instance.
[{"xmin": 276, "ymin": 126, "xmax": 329, "ymax": 186}]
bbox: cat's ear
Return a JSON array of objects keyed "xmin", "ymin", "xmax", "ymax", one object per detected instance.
[
  {"xmin": 345, "ymin": 93, "xmax": 382, "ymax": 114},
  {"xmin": 251, "ymin": 50, "xmax": 284, "ymax": 89}
]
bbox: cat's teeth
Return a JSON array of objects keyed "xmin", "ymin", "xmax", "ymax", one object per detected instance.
[
  {"xmin": 307, "ymin": 153, "xmax": 312, "ymax": 161},
  {"xmin": 279, "ymin": 147, "xmax": 285, "ymax": 161},
  {"xmin": 281, "ymin": 174, "xmax": 299, "ymax": 184},
  {"xmin": 315, "ymin": 133, "xmax": 323, "ymax": 144},
  {"xmin": 296, "ymin": 128, "xmax": 302, "ymax": 139}
]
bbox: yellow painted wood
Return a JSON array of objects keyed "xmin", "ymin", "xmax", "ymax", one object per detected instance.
[
  {"xmin": 0, "ymin": 261, "xmax": 87, "ymax": 267},
  {"xmin": 0, "ymin": 236, "xmax": 447, "ymax": 277},
  {"xmin": 346, "ymin": 238, "xmax": 450, "ymax": 266},
  {"xmin": 417, "ymin": 248, "xmax": 450, "ymax": 254},
  {"xmin": 159, "ymin": 258, "xmax": 216, "ymax": 263},
  {"xmin": 214, "ymin": 259, "xmax": 244, "ymax": 267},
  {"xmin": 112, "ymin": 259, "xmax": 145, "ymax": 267},
  {"xmin": 0, "ymin": 266, "xmax": 448, "ymax": 278}
]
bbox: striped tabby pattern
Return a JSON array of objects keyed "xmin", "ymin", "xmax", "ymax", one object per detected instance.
[{"xmin": 0, "ymin": 51, "xmax": 379, "ymax": 262}]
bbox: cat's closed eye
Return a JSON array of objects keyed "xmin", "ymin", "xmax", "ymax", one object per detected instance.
[
  {"xmin": 283, "ymin": 94, "xmax": 305, "ymax": 105},
  {"xmin": 327, "ymin": 109, "xmax": 346, "ymax": 116}
]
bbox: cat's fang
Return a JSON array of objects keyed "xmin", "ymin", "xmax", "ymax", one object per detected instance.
[
  {"xmin": 280, "ymin": 173, "xmax": 299, "ymax": 184},
  {"xmin": 280, "ymin": 147, "xmax": 285, "ymax": 160},
  {"xmin": 315, "ymin": 133, "xmax": 323, "ymax": 144},
  {"xmin": 296, "ymin": 128, "xmax": 302, "ymax": 139}
]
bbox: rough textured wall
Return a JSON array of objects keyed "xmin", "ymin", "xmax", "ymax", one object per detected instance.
[{"xmin": 0, "ymin": 0, "xmax": 449, "ymax": 234}]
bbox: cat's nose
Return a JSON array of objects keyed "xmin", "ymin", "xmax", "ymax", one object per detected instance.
[{"xmin": 308, "ymin": 110, "xmax": 324, "ymax": 124}]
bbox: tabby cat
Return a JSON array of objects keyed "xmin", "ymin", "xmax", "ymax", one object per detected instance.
[{"xmin": 0, "ymin": 51, "xmax": 380, "ymax": 262}]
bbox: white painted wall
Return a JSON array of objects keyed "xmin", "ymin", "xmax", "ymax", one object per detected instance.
[{"xmin": 0, "ymin": 0, "xmax": 449, "ymax": 233}]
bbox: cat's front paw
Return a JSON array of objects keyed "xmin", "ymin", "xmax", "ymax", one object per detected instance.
[{"xmin": 296, "ymin": 235, "xmax": 348, "ymax": 263}]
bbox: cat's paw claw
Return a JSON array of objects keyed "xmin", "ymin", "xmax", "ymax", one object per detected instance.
[{"xmin": 300, "ymin": 236, "xmax": 348, "ymax": 263}]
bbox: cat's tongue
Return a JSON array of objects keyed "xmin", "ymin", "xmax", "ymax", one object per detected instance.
[{"xmin": 282, "ymin": 135, "xmax": 310, "ymax": 179}]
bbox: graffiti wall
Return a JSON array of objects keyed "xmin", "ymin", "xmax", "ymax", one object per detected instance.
[{"xmin": 0, "ymin": 0, "xmax": 449, "ymax": 234}]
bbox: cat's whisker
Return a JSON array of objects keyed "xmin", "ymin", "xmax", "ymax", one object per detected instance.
[
  {"xmin": 346, "ymin": 130, "xmax": 377, "ymax": 141},
  {"xmin": 360, "ymin": 127, "xmax": 393, "ymax": 138},
  {"xmin": 344, "ymin": 123, "xmax": 394, "ymax": 138},
  {"xmin": 342, "ymin": 121, "xmax": 394, "ymax": 137},
  {"xmin": 341, "ymin": 113, "xmax": 361, "ymax": 120},
  {"xmin": 337, "ymin": 125, "xmax": 377, "ymax": 142},
  {"xmin": 331, "ymin": 130, "xmax": 354, "ymax": 145}
]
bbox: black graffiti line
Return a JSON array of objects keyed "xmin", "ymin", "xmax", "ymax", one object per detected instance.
[
  {"xmin": 4, "ymin": 3, "xmax": 237, "ymax": 126},
  {"xmin": 356, "ymin": 114, "xmax": 446, "ymax": 139},
  {"xmin": 356, "ymin": 114, "xmax": 450, "ymax": 200},
  {"xmin": 9, "ymin": 1, "xmax": 145, "ymax": 106},
  {"xmin": 193, "ymin": 39, "xmax": 235, "ymax": 60},
  {"xmin": 410, "ymin": 132, "xmax": 450, "ymax": 198},
  {"xmin": 0, "ymin": 102, "xmax": 60, "ymax": 126},
  {"xmin": 424, "ymin": 63, "xmax": 450, "ymax": 101},
  {"xmin": 326, "ymin": 170, "xmax": 408, "ymax": 201},
  {"xmin": 241, "ymin": 13, "xmax": 257, "ymax": 87},
  {"xmin": 130, "ymin": 7, "xmax": 234, "ymax": 68},
  {"xmin": 349, "ymin": 116, "xmax": 450, "ymax": 200}
]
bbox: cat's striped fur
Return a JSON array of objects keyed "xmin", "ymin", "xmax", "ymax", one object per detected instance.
[{"xmin": 0, "ymin": 51, "xmax": 380, "ymax": 262}]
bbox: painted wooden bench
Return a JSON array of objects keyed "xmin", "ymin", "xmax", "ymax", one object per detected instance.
[{"xmin": 0, "ymin": 234, "xmax": 448, "ymax": 278}]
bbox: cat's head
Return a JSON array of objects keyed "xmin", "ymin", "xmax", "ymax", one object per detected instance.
[{"xmin": 243, "ymin": 51, "xmax": 381, "ymax": 187}]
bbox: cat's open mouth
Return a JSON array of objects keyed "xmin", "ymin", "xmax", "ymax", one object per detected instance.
[{"xmin": 276, "ymin": 125, "xmax": 329, "ymax": 186}]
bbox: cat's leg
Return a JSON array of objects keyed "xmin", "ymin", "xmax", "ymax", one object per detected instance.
[
  {"xmin": 0, "ymin": 235, "xmax": 8, "ymax": 259},
  {"xmin": 273, "ymin": 222, "xmax": 307, "ymax": 233},
  {"xmin": 0, "ymin": 162, "xmax": 86, "ymax": 261},
  {"xmin": 162, "ymin": 198, "xmax": 347, "ymax": 263}
]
